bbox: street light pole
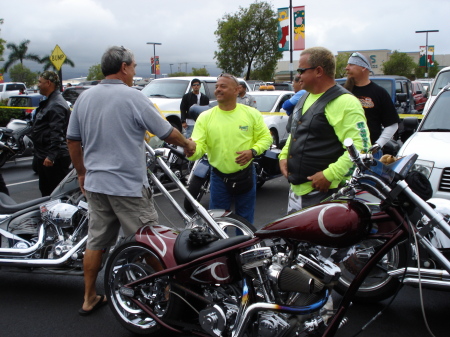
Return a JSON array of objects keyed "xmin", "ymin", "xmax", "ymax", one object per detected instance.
[
  {"xmin": 415, "ymin": 30, "xmax": 439, "ymax": 78},
  {"xmin": 169, "ymin": 63, "xmax": 173, "ymax": 75},
  {"xmin": 146, "ymin": 42, "xmax": 162, "ymax": 79}
]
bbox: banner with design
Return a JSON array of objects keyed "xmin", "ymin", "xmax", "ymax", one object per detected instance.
[
  {"xmin": 277, "ymin": 8, "xmax": 290, "ymax": 51},
  {"xmin": 419, "ymin": 46, "xmax": 434, "ymax": 67},
  {"xmin": 293, "ymin": 6, "xmax": 305, "ymax": 51},
  {"xmin": 151, "ymin": 56, "xmax": 161, "ymax": 75}
]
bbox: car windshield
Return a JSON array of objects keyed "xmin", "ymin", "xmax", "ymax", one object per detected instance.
[
  {"xmin": 420, "ymin": 91, "xmax": 450, "ymax": 132},
  {"xmin": 8, "ymin": 97, "xmax": 30, "ymax": 106},
  {"xmin": 141, "ymin": 80, "xmax": 189, "ymax": 99},
  {"xmin": 371, "ymin": 79, "xmax": 393, "ymax": 98},
  {"xmin": 5, "ymin": 83, "xmax": 25, "ymax": 91},
  {"xmin": 432, "ymin": 71, "xmax": 450, "ymax": 96},
  {"xmin": 253, "ymin": 95, "xmax": 278, "ymax": 112}
]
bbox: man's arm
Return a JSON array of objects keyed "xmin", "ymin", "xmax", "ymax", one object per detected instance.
[{"xmin": 67, "ymin": 139, "xmax": 86, "ymax": 194}]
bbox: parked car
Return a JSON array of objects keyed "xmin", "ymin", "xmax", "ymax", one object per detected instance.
[
  {"xmin": 7, "ymin": 94, "xmax": 45, "ymax": 117},
  {"xmin": 336, "ymin": 75, "xmax": 417, "ymax": 114},
  {"xmin": 62, "ymin": 85, "xmax": 93, "ymax": 105},
  {"xmin": 267, "ymin": 82, "xmax": 294, "ymax": 91},
  {"xmin": 140, "ymin": 76, "xmax": 250, "ymax": 131},
  {"xmin": 423, "ymin": 66, "xmax": 450, "ymax": 114},
  {"xmin": 416, "ymin": 78, "xmax": 434, "ymax": 95},
  {"xmin": 77, "ymin": 80, "xmax": 101, "ymax": 86},
  {"xmin": 249, "ymin": 90, "xmax": 294, "ymax": 148},
  {"xmin": 0, "ymin": 82, "xmax": 27, "ymax": 100},
  {"xmin": 411, "ymin": 80, "xmax": 428, "ymax": 111},
  {"xmin": 397, "ymin": 84, "xmax": 450, "ymax": 200}
]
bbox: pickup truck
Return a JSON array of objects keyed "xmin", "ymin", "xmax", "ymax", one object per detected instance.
[{"xmin": 0, "ymin": 82, "xmax": 28, "ymax": 100}]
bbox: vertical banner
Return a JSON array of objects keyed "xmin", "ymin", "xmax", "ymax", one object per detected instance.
[
  {"xmin": 419, "ymin": 46, "xmax": 435, "ymax": 67},
  {"xmin": 293, "ymin": 6, "xmax": 305, "ymax": 51},
  {"xmin": 277, "ymin": 8, "xmax": 290, "ymax": 51},
  {"xmin": 0, "ymin": 74, "xmax": 3, "ymax": 83},
  {"xmin": 151, "ymin": 56, "xmax": 161, "ymax": 75}
]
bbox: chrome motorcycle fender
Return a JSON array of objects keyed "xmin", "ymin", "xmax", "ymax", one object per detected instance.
[
  {"xmin": 256, "ymin": 201, "xmax": 372, "ymax": 248},
  {"xmin": 134, "ymin": 224, "xmax": 180, "ymax": 269}
]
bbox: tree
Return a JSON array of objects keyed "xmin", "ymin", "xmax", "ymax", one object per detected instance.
[
  {"xmin": 40, "ymin": 54, "xmax": 75, "ymax": 71},
  {"xmin": 414, "ymin": 60, "xmax": 439, "ymax": 79},
  {"xmin": 86, "ymin": 64, "xmax": 105, "ymax": 80},
  {"xmin": 0, "ymin": 18, "xmax": 5, "ymax": 63},
  {"xmin": 3, "ymin": 39, "xmax": 41, "ymax": 72},
  {"xmin": 335, "ymin": 52, "xmax": 351, "ymax": 78},
  {"xmin": 381, "ymin": 51, "xmax": 416, "ymax": 78},
  {"xmin": 8, "ymin": 63, "xmax": 39, "ymax": 87},
  {"xmin": 191, "ymin": 67, "xmax": 210, "ymax": 76},
  {"xmin": 214, "ymin": 1, "xmax": 282, "ymax": 80}
]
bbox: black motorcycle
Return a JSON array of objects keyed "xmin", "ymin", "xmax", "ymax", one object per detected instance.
[{"xmin": 0, "ymin": 119, "xmax": 34, "ymax": 168}]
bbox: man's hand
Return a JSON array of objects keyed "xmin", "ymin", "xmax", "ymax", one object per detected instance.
[
  {"xmin": 182, "ymin": 122, "xmax": 188, "ymax": 130},
  {"xmin": 307, "ymin": 171, "xmax": 331, "ymax": 192},
  {"xmin": 184, "ymin": 139, "xmax": 196, "ymax": 157},
  {"xmin": 279, "ymin": 159, "xmax": 288, "ymax": 178},
  {"xmin": 43, "ymin": 157, "xmax": 54, "ymax": 167},
  {"xmin": 235, "ymin": 150, "xmax": 253, "ymax": 166}
]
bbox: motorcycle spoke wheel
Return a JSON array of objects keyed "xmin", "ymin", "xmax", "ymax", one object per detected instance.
[
  {"xmin": 335, "ymin": 239, "xmax": 406, "ymax": 303},
  {"xmin": 104, "ymin": 236, "xmax": 181, "ymax": 335}
]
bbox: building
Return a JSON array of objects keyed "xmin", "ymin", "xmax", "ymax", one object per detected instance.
[{"xmin": 274, "ymin": 49, "xmax": 450, "ymax": 81}]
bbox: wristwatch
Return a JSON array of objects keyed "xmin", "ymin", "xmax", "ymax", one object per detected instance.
[{"xmin": 251, "ymin": 149, "xmax": 257, "ymax": 158}]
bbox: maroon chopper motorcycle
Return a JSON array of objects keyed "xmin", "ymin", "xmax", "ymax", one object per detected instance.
[{"xmin": 104, "ymin": 139, "xmax": 450, "ymax": 337}]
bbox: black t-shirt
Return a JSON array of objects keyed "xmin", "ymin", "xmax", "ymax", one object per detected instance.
[{"xmin": 352, "ymin": 81, "xmax": 400, "ymax": 144}]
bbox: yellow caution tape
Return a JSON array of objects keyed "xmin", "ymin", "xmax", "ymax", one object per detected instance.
[{"xmin": 0, "ymin": 106, "xmax": 37, "ymax": 109}]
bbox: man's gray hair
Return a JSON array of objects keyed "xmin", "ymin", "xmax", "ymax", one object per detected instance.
[
  {"xmin": 101, "ymin": 46, "xmax": 134, "ymax": 77},
  {"xmin": 301, "ymin": 47, "xmax": 336, "ymax": 79}
]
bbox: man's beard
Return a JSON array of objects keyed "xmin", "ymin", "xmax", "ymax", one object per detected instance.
[{"xmin": 344, "ymin": 77, "xmax": 355, "ymax": 92}]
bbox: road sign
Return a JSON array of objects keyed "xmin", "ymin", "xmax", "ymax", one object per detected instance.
[{"xmin": 50, "ymin": 45, "xmax": 66, "ymax": 71}]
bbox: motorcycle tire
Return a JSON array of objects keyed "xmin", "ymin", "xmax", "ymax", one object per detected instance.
[
  {"xmin": 334, "ymin": 239, "xmax": 407, "ymax": 303},
  {"xmin": 104, "ymin": 235, "xmax": 184, "ymax": 335},
  {"xmin": 184, "ymin": 175, "xmax": 208, "ymax": 212},
  {"xmin": 215, "ymin": 213, "xmax": 257, "ymax": 237},
  {"xmin": 0, "ymin": 152, "xmax": 10, "ymax": 168}
]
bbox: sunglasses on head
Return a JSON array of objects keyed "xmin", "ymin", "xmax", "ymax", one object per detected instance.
[{"xmin": 297, "ymin": 66, "xmax": 317, "ymax": 75}]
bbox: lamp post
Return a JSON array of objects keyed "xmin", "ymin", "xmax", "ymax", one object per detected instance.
[
  {"xmin": 169, "ymin": 63, "xmax": 174, "ymax": 75},
  {"xmin": 415, "ymin": 30, "xmax": 439, "ymax": 78},
  {"xmin": 146, "ymin": 42, "xmax": 162, "ymax": 79}
]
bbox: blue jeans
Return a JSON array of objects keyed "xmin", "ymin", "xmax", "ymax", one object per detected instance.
[{"xmin": 209, "ymin": 165, "xmax": 256, "ymax": 224}]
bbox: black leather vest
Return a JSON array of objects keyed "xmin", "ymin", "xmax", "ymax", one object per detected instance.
[{"xmin": 287, "ymin": 85, "xmax": 350, "ymax": 185}]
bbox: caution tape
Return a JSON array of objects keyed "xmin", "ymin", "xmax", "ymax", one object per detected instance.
[
  {"xmin": 0, "ymin": 106, "xmax": 37, "ymax": 109},
  {"xmin": 399, "ymin": 113, "xmax": 424, "ymax": 119},
  {"xmin": 158, "ymin": 110, "xmax": 286, "ymax": 116}
]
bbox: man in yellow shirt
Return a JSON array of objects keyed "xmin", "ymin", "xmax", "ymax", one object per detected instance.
[
  {"xmin": 188, "ymin": 74, "xmax": 272, "ymax": 223},
  {"xmin": 279, "ymin": 47, "xmax": 370, "ymax": 213}
]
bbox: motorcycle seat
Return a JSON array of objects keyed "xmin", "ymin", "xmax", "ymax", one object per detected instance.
[
  {"xmin": 0, "ymin": 192, "xmax": 51, "ymax": 214},
  {"xmin": 174, "ymin": 229, "xmax": 251, "ymax": 264}
]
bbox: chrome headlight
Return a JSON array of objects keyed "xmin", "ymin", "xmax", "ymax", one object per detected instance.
[{"xmin": 411, "ymin": 159, "xmax": 434, "ymax": 179}]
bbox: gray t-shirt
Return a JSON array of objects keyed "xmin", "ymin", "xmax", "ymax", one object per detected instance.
[{"xmin": 67, "ymin": 79, "xmax": 173, "ymax": 197}]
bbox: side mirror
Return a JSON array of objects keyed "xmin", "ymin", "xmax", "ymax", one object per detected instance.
[
  {"xmin": 416, "ymin": 90, "xmax": 422, "ymax": 95},
  {"xmin": 396, "ymin": 93, "xmax": 407, "ymax": 102},
  {"xmin": 403, "ymin": 117, "xmax": 419, "ymax": 131}
]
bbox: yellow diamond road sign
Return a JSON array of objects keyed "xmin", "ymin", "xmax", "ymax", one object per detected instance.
[{"xmin": 50, "ymin": 45, "xmax": 66, "ymax": 71}]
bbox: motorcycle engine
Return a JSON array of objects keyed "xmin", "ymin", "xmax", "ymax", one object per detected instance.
[{"xmin": 46, "ymin": 202, "xmax": 79, "ymax": 228}]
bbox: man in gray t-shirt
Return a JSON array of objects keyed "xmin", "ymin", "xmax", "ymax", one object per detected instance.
[{"xmin": 67, "ymin": 46, "xmax": 195, "ymax": 316}]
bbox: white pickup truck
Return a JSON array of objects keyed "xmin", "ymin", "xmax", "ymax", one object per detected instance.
[{"xmin": 0, "ymin": 82, "xmax": 28, "ymax": 100}]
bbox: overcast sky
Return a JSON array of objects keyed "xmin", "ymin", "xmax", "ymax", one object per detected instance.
[{"xmin": 1, "ymin": 0, "xmax": 448, "ymax": 80}]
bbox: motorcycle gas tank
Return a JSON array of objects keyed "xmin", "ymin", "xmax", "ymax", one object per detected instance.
[
  {"xmin": 50, "ymin": 169, "xmax": 80, "ymax": 198},
  {"xmin": 256, "ymin": 201, "xmax": 372, "ymax": 248},
  {"xmin": 6, "ymin": 119, "xmax": 28, "ymax": 132}
]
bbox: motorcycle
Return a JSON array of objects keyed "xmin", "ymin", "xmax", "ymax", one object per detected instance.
[
  {"xmin": 0, "ymin": 169, "xmax": 95, "ymax": 275},
  {"xmin": 0, "ymin": 118, "xmax": 34, "ymax": 168},
  {"xmin": 104, "ymin": 138, "xmax": 450, "ymax": 337},
  {"xmin": 183, "ymin": 148, "xmax": 282, "ymax": 212},
  {"xmin": 151, "ymin": 142, "xmax": 192, "ymax": 187}
]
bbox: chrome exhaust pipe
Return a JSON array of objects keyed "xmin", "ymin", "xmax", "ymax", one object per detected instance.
[
  {"xmin": 401, "ymin": 277, "xmax": 450, "ymax": 290},
  {"xmin": 388, "ymin": 268, "xmax": 450, "ymax": 280},
  {"xmin": 0, "ymin": 225, "xmax": 45, "ymax": 256},
  {"xmin": 0, "ymin": 236, "xmax": 87, "ymax": 267}
]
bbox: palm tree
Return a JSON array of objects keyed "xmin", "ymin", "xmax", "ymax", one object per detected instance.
[
  {"xmin": 3, "ymin": 39, "xmax": 41, "ymax": 72},
  {"xmin": 40, "ymin": 54, "xmax": 75, "ymax": 71}
]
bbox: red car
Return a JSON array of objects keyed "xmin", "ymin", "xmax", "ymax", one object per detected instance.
[{"xmin": 411, "ymin": 81, "xmax": 428, "ymax": 111}]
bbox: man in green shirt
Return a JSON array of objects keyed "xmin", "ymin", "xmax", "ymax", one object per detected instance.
[
  {"xmin": 188, "ymin": 74, "xmax": 272, "ymax": 223},
  {"xmin": 279, "ymin": 47, "xmax": 370, "ymax": 213}
]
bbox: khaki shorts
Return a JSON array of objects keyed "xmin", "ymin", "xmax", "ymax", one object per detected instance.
[{"xmin": 85, "ymin": 188, "xmax": 158, "ymax": 250}]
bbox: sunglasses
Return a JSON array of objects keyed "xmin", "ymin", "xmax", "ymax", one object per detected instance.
[
  {"xmin": 351, "ymin": 53, "xmax": 371, "ymax": 68},
  {"xmin": 217, "ymin": 73, "xmax": 240, "ymax": 85},
  {"xmin": 297, "ymin": 67, "xmax": 317, "ymax": 75},
  {"xmin": 192, "ymin": 83, "xmax": 201, "ymax": 86}
]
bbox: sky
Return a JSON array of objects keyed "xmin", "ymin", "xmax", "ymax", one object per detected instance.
[{"xmin": 1, "ymin": 0, "xmax": 448, "ymax": 81}]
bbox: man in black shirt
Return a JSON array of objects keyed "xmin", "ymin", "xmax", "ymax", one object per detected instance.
[
  {"xmin": 180, "ymin": 78, "xmax": 209, "ymax": 137},
  {"xmin": 344, "ymin": 52, "xmax": 399, "ymax": 155}
]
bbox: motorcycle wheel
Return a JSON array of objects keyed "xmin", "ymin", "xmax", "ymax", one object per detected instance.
[
  {"xmin": 215, "ymin": 213, "xmax": 257, "ymax": 236},
  {"xmin": 184, "ymin": 175, "xmax": 208, "ymax": 212},
  {"xmin": 104, "ymin": 235, "xmax": 183, "ymax": 335},
  {"xmin": 334, "ymin": 239, "xmax": 407, "ymax": 303},
  {"xmin": 254, "ymin": 162, "xmax": 265, "ymax": 189},
  {"xmin": 0, "ymin": 152, "xmax": 9, "ymax": 168}
]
